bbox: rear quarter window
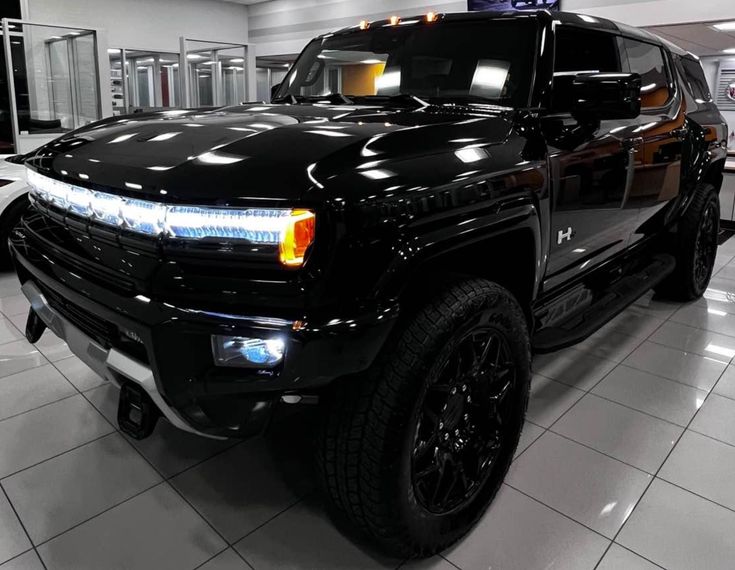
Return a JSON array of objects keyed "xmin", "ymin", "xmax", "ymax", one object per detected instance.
[
  {"xmin": 680, "ymin": 57, "xmax": 712, "ymax": 102},
  {"xmin": 623, "ymin": 38, "xmax": 672, "ymax": 108}
]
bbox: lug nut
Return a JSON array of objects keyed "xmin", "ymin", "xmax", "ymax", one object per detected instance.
[
  {"xmin": 451, "ymin": 387, "xmax": 457, "ymax": 395},
  {"xmin": 462, "ymin": 384, "xmax": 467, "ymax": 392},
  {"xmin": 444, "ymin": 433, "xmax": 449, "ymax": 440},
  {"xmin": 439, "ymin": 422, "xmax": 444, "ymax": 429}
]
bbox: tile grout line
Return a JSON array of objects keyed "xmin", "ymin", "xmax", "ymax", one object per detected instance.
[
  {"xmin": 592, "ymin": 341, "xmax": 731, "ymax": 569},
  {"xmin": 0, "ymin": 482, "xmax": 48, "ymax": 570}
]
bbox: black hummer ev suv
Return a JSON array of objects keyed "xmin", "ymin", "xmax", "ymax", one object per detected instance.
[{"xmin": 10, "ymin": 10, "xmax": 727, "ymax": 558}]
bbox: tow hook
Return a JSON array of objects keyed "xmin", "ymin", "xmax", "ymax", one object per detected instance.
[
  {"xmin": 25, "ymin": 309, "xmax": 46, "ymax": 343},
  {"xmin": 118, "ymin": 382, "xmax": 161, "ymax": 440}
]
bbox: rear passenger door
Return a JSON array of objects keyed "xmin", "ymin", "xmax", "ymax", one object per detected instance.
[
  {"xmin": 543, "ymin": 26, "xmax": 643, "ymax": 290},
  {"xmin": 620, "ymin": 38, "xmax": 685, "ymax": 242}
]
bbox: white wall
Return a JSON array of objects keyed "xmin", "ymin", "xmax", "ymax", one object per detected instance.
[
  {"xmin": 25, "ymin": 0, "xmax": 250, "ymax": 52},
  {"xmin": 248, "ymin": 0, "xmax": 465, "ymax": 57},
  {"xmin": 563, "ymin": 0, "xmax": 735, "ymax": 27}
]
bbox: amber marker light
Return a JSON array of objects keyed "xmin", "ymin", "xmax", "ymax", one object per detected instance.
[
  {"xmin": 359, "ymin": 20, "xmax": 370, "ymax": 30},
  {"xmin": 390, "ymin": 15, "xmax": 400, "ymax": 26},
  {"xmin": 279, "ymin": 209, "xmax": 316, "ymax": 267},
  {"xmin": 426, "ymin": 12, "xmax": 438, "ymax": 23}
]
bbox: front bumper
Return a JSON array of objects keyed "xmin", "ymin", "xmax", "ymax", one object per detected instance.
[{"xmin": 11, "ymin": 234, "xmax": 398, "ymax": 439}]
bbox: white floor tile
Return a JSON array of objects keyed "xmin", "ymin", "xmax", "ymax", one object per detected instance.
[
  {"xmin": 84, "ymin": 383, "xmax": 236, "ymax": 478},
  {"xmin": 507, "ymin": 432, "xmax": 651, "ymax": 538},
  {"xmin": 622, "ymin": 341, "xmax": 728, "ymax": 391},
  {"xmin": 0, "ymin": 365, "xmax": 76, "ymax": 421},
  {"xmin": 30, "ymin": 333, "xmax": 72, "ymax": 363},
  {"xmin": 660, "ymin": 430, "xmax": 735, "ymax": 511},
  {"xmin": 37, "ymin": 483, "xmax": 225, "ymax": 570},
  {"xmin": 515, "ymin": 421, "xmax": 544, "ymax": 459},
  {"xmin": 526, "ymin": 376, "xmax": 584, "ymax": 428},
  {"xmin": 632, "ymin": 291, "xmax": 680, "ymax": 319},
  {"xmin": 689, "ymin": 393, "xmax": 735, "ymax": 446},
  {"xmin": 0, "ymin": 319, "xmax": 23, "ymax": 346},
  {"xmin": 553, "ymin": 394, "xmax": 683, "ymax": 473},
  {"xmin": 596, "ymin": 544, "xmax": 661, "ymax": 570},
  {"xmin": 0, "ymin": 395, "xmax": 114, "ymax": 478},
  {"xmin": 0, "ymin": 491, "xmax": 29, "ymax": 565},
  {"xmin": 3, "ymin": 433, "xmax": 161, "ymax": 543},
  {"xmin": 596, "ymin": 307, "xmax": 665, "ymax": 340},
  {"xmin": 0, "ymin": 340, "xmax": 45, "ymax": 380},
  {"xmin": 444, "ymin": 484, "xmax": 609, "ymax": 570},
  {"xmin": 592, "ymin": 365, "xmax": 706, "ymax": 426},
  {"xmin": 234, "ymin": 498, "xmax": 399, "ymax": 569},
  {"xmin": 713, "ymin": 364, "xmax": 735, "ymax": 400},
  {"xmin": 648, "ymin": 321, "xmax": 735, "ymax": 361},
  {"xmin": 671, "ymin": 303, "xmax": 735, "ymax": 338},
  {"xmin": 572, "ymin": 330, "xmax": 644, "ymax": 363},
  {"xmin": 533, "ymin": 348, "xmax": 616, "ymax": 391},
  {"xmin": 53, "ymin": 356, "xmax": 105, "ymax": 392},
  {"xmin": 617, "ymin": 479, "xmax": 735, "ymax": 570},
  {"xmin": 401, "ymin": 557, "xmax": 458, "ymax": 570},
  {"xmin": 0, "ymin": 550, "xmax": 43, "ymax": 570},
  {"xmin": 0, "ymin": 295, "xmax": 29, "ymax": 319},
  {"xmin": 189, "ymin": 549, "xmax": 249, "ymax": 570},
  {"xmin": 0, "ymin": 275, "xmax": 20, "ymax": 299},
  {"xmin": 172, "ymin": 430, "xmax": 314, "ymax": 543}
]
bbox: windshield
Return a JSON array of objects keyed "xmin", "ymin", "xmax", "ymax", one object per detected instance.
[{"xmin": 275, "ymin": 19, "xmax": 538, "ymax": 108}]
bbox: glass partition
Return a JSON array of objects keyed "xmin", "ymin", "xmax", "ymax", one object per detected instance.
[
  {"xmin": 181, "ymin": 39, "xmax": 249, "ymax": 107},
  {"xmin": 108, "ymin": 48, "xmax": 180, "ymax": 114},
  {"xmin": 2, "ymin": 19, "xmax": 102, "ymax": 153}
]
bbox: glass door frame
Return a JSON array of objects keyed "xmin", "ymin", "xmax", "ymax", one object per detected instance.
[
  {"xmin": 178, "ymin": 37, "xmax": 255, "ymax": 107},
  {"xmin": 2, "ymin": 17, "xmax": 110, "ymax": 154}
]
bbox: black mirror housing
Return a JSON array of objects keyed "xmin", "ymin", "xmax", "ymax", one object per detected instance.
[
  {"xmin": 571, "ymin": 72, "xmax": 642, "ymax": 121},
  {"xmin": 270, "ymin": 83, "xmax": 282, "ymax": 101}
]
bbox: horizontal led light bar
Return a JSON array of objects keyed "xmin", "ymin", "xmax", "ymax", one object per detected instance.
[{"xmin": 26, "ymin": 168, "xmax": 316, "ymax": 265}]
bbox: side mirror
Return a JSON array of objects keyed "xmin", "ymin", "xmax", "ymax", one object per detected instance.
[
  {"xmin": 570, "ymin": 72, "xmax": 642, "ymax": 121},
  {"xmin": 270, "ymin": 83, "xmax": 282, "ymax": 102}
]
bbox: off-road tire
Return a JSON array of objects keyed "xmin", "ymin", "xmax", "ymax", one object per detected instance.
[
  {"xmin": 655, "ymin": 184, "xmax": 719, "ymax": 301},
  {"xmin": 316, "ymin": 279, "xmax": 531, "ymax": 558}
]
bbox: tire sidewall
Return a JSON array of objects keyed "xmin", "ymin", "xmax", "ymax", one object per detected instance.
[{"xmin": 392, "ymin": 285, "xmax": 531, "ymax": 550}]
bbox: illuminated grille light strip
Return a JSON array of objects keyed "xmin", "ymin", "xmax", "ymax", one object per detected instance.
[{"xmin": 26, "ymin": 168, "xmax": 294, "ymax": 244}]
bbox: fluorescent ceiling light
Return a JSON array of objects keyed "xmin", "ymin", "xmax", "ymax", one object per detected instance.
[
  {"xmin": 230, "ymin": 58, "xmax": 244, "ymax": 63},
  {"xmin": 187, "ymin": 53, "xmax": 205, "ymax": 60},
  {"xmin": 724, "ymin": 48, "xmax": 735, "ymax": 54},
  {"xmin": 713, "ymin": 21, "xmax": 735, "ymax": 31},
  {"xmin": 107, "ymin": 48, "xmax": 120, "ymax": 54}
]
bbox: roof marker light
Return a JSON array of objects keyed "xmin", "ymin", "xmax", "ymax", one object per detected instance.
[
  {"xmin": 390, "ymin": 15, "xmax": 400, "ymax": 26},
  {"xmin": 359, "ymin": 20, "xmax": 369, "ymax": 30},
  {"xmin": 426, "ymin": 12, "xmax": 438, "ymax": 23}
]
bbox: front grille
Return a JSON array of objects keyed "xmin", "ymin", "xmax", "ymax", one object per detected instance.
[
  {"xmin": 38, "ymin": 284, "xmax": 149, "ymax": 364},
  {"xmin": 40, "ymin": 284, "xmax": 117, "ymax": 348}
]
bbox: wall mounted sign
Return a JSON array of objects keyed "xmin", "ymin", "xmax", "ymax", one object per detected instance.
[{"xmin": 468, "ymin": 0, "xmax": 560, "ymax": 12}]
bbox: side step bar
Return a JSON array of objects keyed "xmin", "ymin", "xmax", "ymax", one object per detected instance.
[{"xmin": 533, "ymin": 253, "xmax": 676, "ymax": 353}]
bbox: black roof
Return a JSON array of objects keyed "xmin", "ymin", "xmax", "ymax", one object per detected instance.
[{"xmin": 329, "ymin": 10, "xmax": 691, "ymax": 58}]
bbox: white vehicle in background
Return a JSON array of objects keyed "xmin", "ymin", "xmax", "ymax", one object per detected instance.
[{"xmin": 0, "ymin": 155, "xmax": 29, "ymax": 265}]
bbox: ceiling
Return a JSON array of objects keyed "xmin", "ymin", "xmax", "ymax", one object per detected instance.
[{"xmin": 645, "ymin": 21, "xmax": 735, "ymax": 57}]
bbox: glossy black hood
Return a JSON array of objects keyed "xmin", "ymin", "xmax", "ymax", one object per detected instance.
[{"xmin": 25, "ymin": 103, "xmax": 516, "ymax": 205}]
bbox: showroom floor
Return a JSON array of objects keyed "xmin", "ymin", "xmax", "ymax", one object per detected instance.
[{"xmin": 4, "ymin": 243, "xmax": 735, "ymax": 570}]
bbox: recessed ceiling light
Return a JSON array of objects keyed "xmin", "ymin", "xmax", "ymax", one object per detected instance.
[{"xmin": 713, "ymin": 21, "xmax": 735, "ymax": 31}]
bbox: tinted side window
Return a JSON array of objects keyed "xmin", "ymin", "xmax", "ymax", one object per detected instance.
[
  {"xmin": 623, "ymin": 39, "xmax": 671, "ymax": 108},
  {"xmin": 554, "ymin": 27, "xmax": 622, "ymax": 74},
  {"xmin": 680, "ymin": 57, "xmax": 711, "ymax": 102},
  {"xmin": 553, "ymin": 27, "xmax": 622, "ymax": 112}
]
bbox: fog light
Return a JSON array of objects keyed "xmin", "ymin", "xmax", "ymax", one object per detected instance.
[{"xmin": 211, "ymin": 335, "xmax": 285, "ymax": 368}]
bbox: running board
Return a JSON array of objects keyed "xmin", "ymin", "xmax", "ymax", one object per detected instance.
[{"xmin": 533, "ymin": 253, "xmax": 676, "ymax": 353}]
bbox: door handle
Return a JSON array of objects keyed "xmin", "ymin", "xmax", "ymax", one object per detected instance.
[{"xmin": 621, "ymin": 137, "xmax": 644, "ymax": 151}]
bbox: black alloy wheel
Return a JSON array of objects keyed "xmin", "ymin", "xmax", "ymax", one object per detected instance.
[
  {"xmin": 412, "ymin": 326, "xmax": 516, "ymax": 514},
  {"xmin": 693, "ymin": 199, "xmax": 718, "ymax": 291}
]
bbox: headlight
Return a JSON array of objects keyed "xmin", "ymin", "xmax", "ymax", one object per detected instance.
[
  {"xmin": 26, "ymin": 168, "xmax": 316, "ymax": 267},
  {"xmin": 211, "ymin": 335, "xmax": 285, "ymax": 368}
]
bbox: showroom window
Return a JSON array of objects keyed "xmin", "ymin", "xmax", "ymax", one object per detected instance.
[{"xmin": 623, "ymin": 38, "xmax": 672, "ymax": 108}]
